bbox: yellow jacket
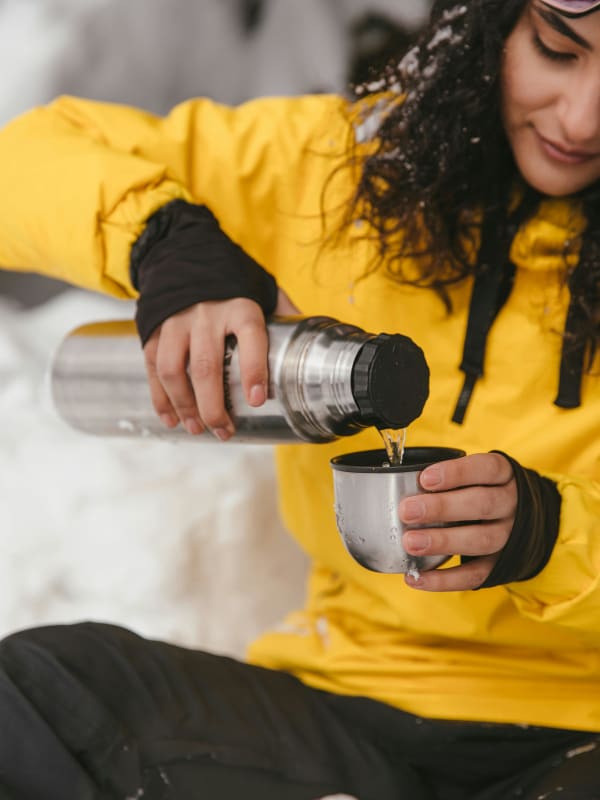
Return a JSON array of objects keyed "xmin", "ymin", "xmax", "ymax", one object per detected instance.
[{"xmin": 1, "ymin": 94, "xmax": 599, "ymax": 731}]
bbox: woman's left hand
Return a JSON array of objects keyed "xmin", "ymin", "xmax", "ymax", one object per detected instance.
[{"xmin": 399, "ymin": 453, "xmax": 517, "ymax": 591}]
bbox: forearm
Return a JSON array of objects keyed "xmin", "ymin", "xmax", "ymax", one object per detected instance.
[
  {"xmin": 0, "ymin": 91, "xmax": 352, "ymax": 297},
  {"xmin": 0, "ymin": 102, "xmax": 190, "ymax": 297},
  {"xmin": 477, "ymin": 453, "xmax": 561, "ymax": 588},
  {"xmin": 506, "ymin": 472, "xmax": 600, "ymax": 631}
]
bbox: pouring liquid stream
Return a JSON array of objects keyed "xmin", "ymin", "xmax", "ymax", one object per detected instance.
[
  {"xmin": 380, "ymin": 427, "xmax": 407, "ymax": 467},
  {"xmin": 380, "ymin": 426, "xmax": 422, "ymax": 580}
]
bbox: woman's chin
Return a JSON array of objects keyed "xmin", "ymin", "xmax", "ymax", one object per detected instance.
[{"xmin": 516, "ymin": 154, "xmax": 600, "ymax": 198}]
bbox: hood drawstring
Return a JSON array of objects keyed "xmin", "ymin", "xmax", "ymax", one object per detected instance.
[
  {"xmin": 555, "ymin": 275, "xmax": 587, "ymax": 409},
  {"xmin": 451, "ymin": 205, "xmax": 586, "ymax": 425},
  {"xmin": 452, "ymin": 209, "xmax": 516, "ymax": 425}
]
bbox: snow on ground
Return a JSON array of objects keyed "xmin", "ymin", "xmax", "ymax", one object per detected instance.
[{"xmin": 0, "ymin": 290, "xmax": 308, "ymax": 656}]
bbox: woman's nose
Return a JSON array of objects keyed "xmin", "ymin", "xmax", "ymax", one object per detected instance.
[{"xmin": 557, "ymin": 76, "xmax": 600, "ymax": 148}]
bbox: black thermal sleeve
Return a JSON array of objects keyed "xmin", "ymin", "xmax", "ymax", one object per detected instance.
[
  {"xmin": 130, "ymin": 199, "xmax": 278, "ymax": 345},
  {"xmin": 478, "ymin": 452, "xmax": 562, "ymax": 589}
]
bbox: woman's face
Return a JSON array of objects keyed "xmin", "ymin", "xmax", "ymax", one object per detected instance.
[{"xmin": 501, "ymin": 1, "xmax": 600, "ymax": 196}]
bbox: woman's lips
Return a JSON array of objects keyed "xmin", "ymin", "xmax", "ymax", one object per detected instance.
[{"xmin": 537, "ymin": 131, "xmax": 599, "ymax": 165}]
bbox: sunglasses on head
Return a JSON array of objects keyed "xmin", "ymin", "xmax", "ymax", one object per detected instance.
[{"xmin": 541, "ymin": 0, "xmax": 600, "ymax": 16}]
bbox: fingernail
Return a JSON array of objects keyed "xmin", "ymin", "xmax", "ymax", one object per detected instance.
[
  {"xmin": 420, "ymin": 466, "xmax": 441, "ymax": 489},
  {"xmin": 213, "ymin": 427, "xmax": 232, "ymax": 442},
  {"xmin": 249, "ymin": 383, "xmax": 266, "ymax": 406},
  {"xmin": 160, "ymin": 413, "xmax": 178, "ymax": 428},
  {"xmin": 405, "ymin": 532, "xmax": 431, "ymax": 553},
  {"xmin": 184, "ymin": 418, "xmax": 203, "ymax": 435},
  {"xmin": 401, "ymin": 499, "xmax": 424, "ymax": 522},
  {"xmin": 405, "ymin": 572, "xmax": 425, "ymax": 588}
]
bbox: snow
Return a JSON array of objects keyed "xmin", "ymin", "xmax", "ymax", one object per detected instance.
[
  {"xmin": 316, "ymin": 796, "xmax": 360, "ymax": 800},
  {"xmin": 0, "ymin": 290, "xmax": 308, "ymax": 656}
]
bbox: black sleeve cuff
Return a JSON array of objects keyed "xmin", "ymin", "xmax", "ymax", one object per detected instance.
[
  {"xmin": 477, "ymin": 452, "xmax": 562, "ymax": 589},
  {"xmin": 130, "ymin": 200, "xmax": 278, "ymax": 345}
]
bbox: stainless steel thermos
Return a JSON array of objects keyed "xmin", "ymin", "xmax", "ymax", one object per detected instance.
[{"xmin": 51, "ymin": 316, "xmax": 429, "ymax": 444}]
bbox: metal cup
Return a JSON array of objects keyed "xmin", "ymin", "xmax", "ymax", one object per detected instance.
[{"xmin": 330, "ymin": 447, "xmax": 466, "ymax": 575}]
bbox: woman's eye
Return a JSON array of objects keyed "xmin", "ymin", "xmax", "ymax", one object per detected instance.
[{"xmin": 533, "ymin": 33, "xmax": 576, "ymax": 63}]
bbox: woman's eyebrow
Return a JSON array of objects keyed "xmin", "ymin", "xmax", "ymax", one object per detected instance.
[{"xmin": 535, "ymin": 6, "xmax": 593, "ymax": 50}]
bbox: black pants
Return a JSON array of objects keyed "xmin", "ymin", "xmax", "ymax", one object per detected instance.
[{"xmin": 0, "ymin": 623, "xmax": 598, "ymax": 800}]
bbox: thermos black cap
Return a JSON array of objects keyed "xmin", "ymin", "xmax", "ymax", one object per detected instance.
[{"xmin": 351, "ymin": 334, "xmax": 430, "ymax": 429}]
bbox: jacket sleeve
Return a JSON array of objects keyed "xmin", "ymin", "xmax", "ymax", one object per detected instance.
[
  {"xmin": 0, "ymin": 93, "xmax": 354, "ymax": 298},
  {"xmin": 506, "ymin": 470, "xmax": 600, "ymax": 635}
]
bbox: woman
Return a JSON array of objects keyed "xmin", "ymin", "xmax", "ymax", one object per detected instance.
[{"xmin": 0, "ymin": 1, "xmax": 599, "ymax": 798}]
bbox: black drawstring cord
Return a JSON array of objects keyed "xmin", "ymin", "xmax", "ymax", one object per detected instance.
[
  {"xmin": 554, "ymin": 291, "xmax": 587, "ymax": 409},
  {"xmin": 452, "ymin": 211, "xmax": 516, "ymax": 425},
  {"xmin": 452, "ymin": 203, "xmax": 587, "ymax": 423}
]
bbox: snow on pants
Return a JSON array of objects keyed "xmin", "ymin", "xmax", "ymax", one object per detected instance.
[{"xmin": 0, "ymin": 622, "xmax": 598, "ymax": 800}]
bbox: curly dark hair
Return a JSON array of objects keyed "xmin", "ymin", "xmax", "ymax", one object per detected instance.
[{"xmin": 347, "ymin": 0, "xmax": 600, "ymax": 362}]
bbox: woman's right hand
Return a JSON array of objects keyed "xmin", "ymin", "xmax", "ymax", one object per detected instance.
[{"xmin": 142, "ymin": 289, "xmax": 299, "ymax": 440}]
